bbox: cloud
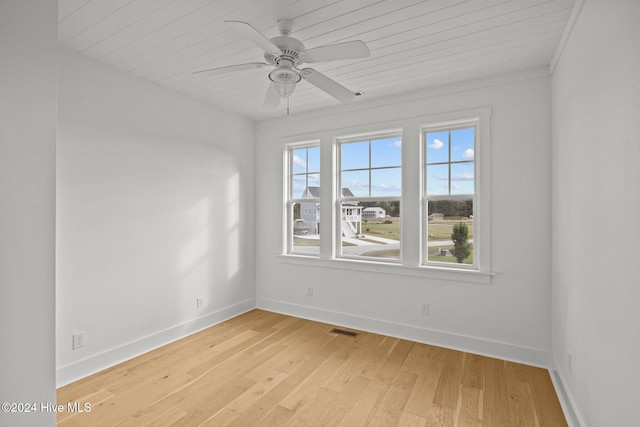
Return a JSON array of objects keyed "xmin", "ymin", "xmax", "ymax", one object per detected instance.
[
  {"xmin": 451, "ymin": 173, "xmax": 474, "ymax": 181},
  {"xmin": 293, "ymin": 154, "xmax": 306, "ymax": 169},
  {"xmin": 308, "ymin": 173, "xmax": 320, "ymax": 184},
  {"xmin": 342, "ymin": 179, "xmax": 368, "ymax": 189},
  {"xmin": 372, "ymin": 183, "xmax": 401, "ymax": 192},
  {"xmin": 428, "ymin": 138, "xmax": 444, "ymax": 149},
  {"xmin": 393, "ymin": 139, "xmax": 402, "ymax": 148},
  {"xmin": 462, "ymin": 148, "xmax": 474, "ymax": 160}
]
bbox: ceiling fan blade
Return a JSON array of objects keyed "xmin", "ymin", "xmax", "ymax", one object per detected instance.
[
  {"xmin": 306, "ymin": 40, "xmax": 370, "ymax": 63},
  {"xmin": 263, "ymin": 83, "xmax": 280, "ymax": 109},
  {"xmin": 225, "ymin": 20, "xmax": 282, "ymax": 56},
  {"xmin": 300, "ymin": 68, "xmax": 356, "ymax": 104},
  {"xmin": 193, "ymin": 62, "xmax": 267, "ymax": 76}
]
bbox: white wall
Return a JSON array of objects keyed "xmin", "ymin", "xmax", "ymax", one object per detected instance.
[
  {"xmin": 551, "ymin": 1, "xmax": 640, "ymax": 426},
  {"xmin": 255, "ymin": 69, "xmax": 554, "ymax": 366},
  {"xmin": 56, "ymin": 49, "xmax": 256, "ymax": 385},
  {"xmin": 0, "ymin": 1, "xmax": 58, "ymax": 426}
]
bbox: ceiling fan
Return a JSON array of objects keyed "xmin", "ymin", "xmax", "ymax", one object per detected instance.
[{"xmin": 194, "ymin": 19, "xmax": 370, "ymax": 110}]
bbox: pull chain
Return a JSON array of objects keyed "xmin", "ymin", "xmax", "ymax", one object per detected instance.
[{"xmin": 286, "ymin": 96, "xmax": 290, "ymax": 116}]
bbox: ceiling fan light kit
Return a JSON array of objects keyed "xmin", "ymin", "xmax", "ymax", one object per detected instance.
[
  {"xmin": 268, "ymin": 59, "xmax": 301, "ymax": 99},
  {"xmin": 194, "ymin": 18, "xmax": 370, "ymax": 113}
]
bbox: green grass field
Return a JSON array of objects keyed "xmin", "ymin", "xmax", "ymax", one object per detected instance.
[
  {"xmin": 427, "ymin": 245, "xmax": 473, "ymax": 264},
  {"xmin": 362, "ymin": 221, "xmax": 400, "ymax": 240},
  {"xmin": 427, "ymin": 221, "xmax": 473, "ymax": 241},
  {"xmin": 294, "ymin": 218, "xmax": 473, "ymax": 264}
]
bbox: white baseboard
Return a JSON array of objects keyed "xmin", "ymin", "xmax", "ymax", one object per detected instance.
[
  {"xmin": 56, "ymin": 298, "xmax": 256, "ymax": 388},
  {"xmin": 549, "ymin": 353, "xmax": 586, "ymax": 427},
  {"xmin": 257, "ymin": 297, "xmax": 551, "ymax": 369}
]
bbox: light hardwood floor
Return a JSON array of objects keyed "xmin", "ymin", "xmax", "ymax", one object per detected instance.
[{"xmin": 57, "ymin": 310, "xmax": 567, "ymax": 426}]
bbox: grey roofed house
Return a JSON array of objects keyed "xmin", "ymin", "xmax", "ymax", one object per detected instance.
[{"xmin": 302, "ymin": 186, "xmax": 355, "ymax": 199}]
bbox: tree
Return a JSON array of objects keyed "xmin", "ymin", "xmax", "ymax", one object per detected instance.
[{"xmin": 451, "ymin": 222, "xmax": 471, "ymax": 263}]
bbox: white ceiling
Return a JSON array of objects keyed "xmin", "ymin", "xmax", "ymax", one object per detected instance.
[{"xmin": 58, "ymin": 0, "xmax": 577, "ymax": 121}]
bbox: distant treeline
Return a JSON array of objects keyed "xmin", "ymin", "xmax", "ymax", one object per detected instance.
[{"xmin": 428, "ymin": 199, "xmax": 473, "ymax": 218}]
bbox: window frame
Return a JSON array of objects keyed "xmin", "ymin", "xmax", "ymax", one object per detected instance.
[
  {"xmin": 285, "ymin": 141, "xmax": 321, "ymax": 257},
  {"xmin": 279, "ymin": 107, "xmax": 492, "ymax": 284},
  {"xmin": 335, "ymin": 129, "xmax": 403, "ymax": 262},
  {"xmin": 423, "ymin": 119, "xmax": 479, "ymax": 270}
]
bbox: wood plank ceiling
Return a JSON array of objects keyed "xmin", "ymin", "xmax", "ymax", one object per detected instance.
[{"xmin": 58, "ymin": 0, "xmax": 577, "ymax": 121}]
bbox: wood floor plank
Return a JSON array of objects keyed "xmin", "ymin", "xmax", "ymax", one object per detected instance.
[
  {"xmin": 455, "ymin": 385, "xmax": 483, "ymax": 427},
  {"xmin": 528, "ymin": 366, "xmax": 568, "ymax": 427},
  {"xmin": 321, "ymin": 374, "xmax": 372, "ymax": 426},
  {"xmin": 418, "ymin": 403, "xmax": 455, "ymax": 427},
  {"xmin": 322, "ymin": 331, "xmax": 385, "ymax": 392},
  {"xmin": 369, "ymin": 370, "xmax": 419, "ymax": 426},
  {"xmin": 56, "ymin": 310, "xmax": 567, "ymax": 427},
  {"xmin": 336, "ymin": 378, "xmax": 390, "ymax": 427},
  {"xmin": 398, "ymin": 411, "xmax": 428, "ymax": 426},
  {"xmin": 482, "ymin": 357, "xmax": 510, "ymax": 427},
  {"xmin": 225, "ymin": 371, "xmax": 289, "ymax": 414},
  {"xmin": 433, "ymin": 348, "xmax": 465, "ymax": 409},
  {"xmin": 278, "ymin": 345, "xmax": 349, "ymax": 411},
  {"xmin": 506, "ymin": 380, "xmax": 538, "ymax": 427},
  {"xmin": 226, "ymin": 335, "xmax": 344, "ymax": 426},
  {"xmin": 198, "ymin": 407, "xmax": 240, "ymax": 426},
  {"xmin": 403, "ymin": 358, "xmax": 444, "ymax": 418}
]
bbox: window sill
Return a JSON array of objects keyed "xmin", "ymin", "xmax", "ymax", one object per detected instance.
[{"xmin": 277, "ymin": 254, "xmax": 495, "ymax": 284}]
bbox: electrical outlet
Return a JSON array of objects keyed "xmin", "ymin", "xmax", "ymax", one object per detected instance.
[
  {"xmin": 307, "ymin": 286, "xmax": 313, "ymax": 296},
  {"xmin": 420, "ymin": 302, "xmax": 430, "ymax": 315},
  {"xmin": 196, "ymin": 297, "xmax": 204, "ymax": 309},
  {"xmin": 72, "ymin": 332, "xmax": 85, "ymax": 350}
]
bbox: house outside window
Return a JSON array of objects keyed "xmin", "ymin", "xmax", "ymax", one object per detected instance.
[
  {"xmin": 281, "ymin": 108, "xmax": 491, "ymax": 283},
  {"xmin": 287, "ymin": 143, "xmax": 320, "ymax": 255},
  {"xmin": 338, "ymin": 131, "xmax": 402, "ymax": 261}
]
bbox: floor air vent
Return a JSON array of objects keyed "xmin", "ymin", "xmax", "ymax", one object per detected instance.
[{"xmin": 330, "ymin": 328, "xmax": 358, "ymax": 337}]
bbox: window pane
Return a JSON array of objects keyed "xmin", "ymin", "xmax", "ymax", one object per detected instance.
[
  {"xmin": 292, "ymin": 148, "xmax": 307, "ymax": 174},
  {"xmin": 341, "ymin": 170, "xmax": 369, "ymax": 197},
  {"xmin": 451, "ymin": 163, "xmax": 474, "ymax": 195},
  {"xmin": 307, "ymin": 173, "xmax": 320, "ymax": 192},
  {"xmin": 341, "ymin": 200, "xmax": 400, "ymax": 261},
  {"xmin": 451, "ymin": 128, "xmax": 474, "ymax": 162},
  {"xmin": 426, "ymin": 131, "xmax": 449, "ymax": 164},
  {"xmin": 371, "ymin": 137, "xmax": 401, "ymax": 168},
  {"xmin": 292, "ymin": 174, "xmax": 308, "ymax": 199},
  {"xmin": 341, "ymin": 141, "xmax": 369, "ymax": 170},
  {"xmin": 426, "ymin": 164, "xmax": 449, "ymax": 195},
  {"xmin": 426, "ymin": 199, "xmax": 473, "ymax": 265},
  {"xmin": 371, "ymin": 167, "xmax": 401, "ymax": 197},
  {"xmin": 291, "ymin": 202, "xmax": 320, "ymax": 255},
  {"xmin": 307, "ymin": 146, "xmax": 320, "ymax": 173}
]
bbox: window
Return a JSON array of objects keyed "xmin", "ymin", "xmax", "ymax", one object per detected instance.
[
  {"xmin": 338, "ymin": 131, "xmax": 402, "ymax": 261},
  {"xmin": 281, "ymin": 108, "xmax": 491, "ymax": 282},
  {"xmin": 287, "ymin": 143, "xmax": 320, "ymax": 255},
  {"xmin": 424, "ymin": 120, "xmax": 477, "ymax": 268}
]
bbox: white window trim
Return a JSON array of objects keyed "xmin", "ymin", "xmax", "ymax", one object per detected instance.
[
  {"xmin": 284, "ymin": 140, "xmax": 321, "ymax": 256},
  {"xmin": 423, "ymin": 118, "xmax": 479, "ymax": 270},
  {"xmin": 279, "ymin": 107, "xmax": 494, "ymax": 284},
  {"xmin": 336, "ymin": 129, "xmax": 403, "ymax": 262}
]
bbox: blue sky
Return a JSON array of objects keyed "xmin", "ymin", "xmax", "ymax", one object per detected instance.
[
  {"xmin": 426, "ymin": 127, "xmax": 474, "ymax": 195},
  {"xmin": 291, "ymin": 129, "xmax": 474, "ymax": 199},
  {"xmin": 292, "ymin": 147, "xmax": 320, "ymax": 198},
  {"xmin": 341, "ymin": 136, "xmax": 402, "ymax": 197}
]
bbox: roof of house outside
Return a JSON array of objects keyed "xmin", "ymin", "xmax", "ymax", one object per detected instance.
[{"xmin": 304, "ymin": 186, "xmax": 355, "ymax": 198}]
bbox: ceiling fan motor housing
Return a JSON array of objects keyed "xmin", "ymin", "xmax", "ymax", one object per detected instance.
[{"xmin": 264, "ymin": 36, "xmax": 307, "ymax": 65}]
